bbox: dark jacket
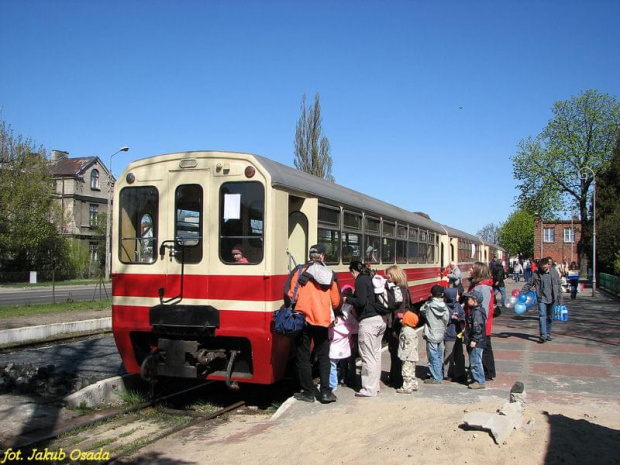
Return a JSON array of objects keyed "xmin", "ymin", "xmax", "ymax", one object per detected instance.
[
  {"xmin": 443, "ymin": 287, "xmax": 465, "ymax": 341},
  {"xmin": 465, "ymin": 305, "xmax": 487, "ymax": 349},
  {"xmin": 521, "ymin": 267, "xmax": 563, "ymax": 305},
  {"xmin": 492, "ymin": 263, "xmax": 505, "ymax": 288},
  {"xmin": 346, "ymin": 275, "xmax": 380, "ymax": 321}
]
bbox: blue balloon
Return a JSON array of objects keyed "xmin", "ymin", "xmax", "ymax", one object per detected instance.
[
  {"xmin": 518, "ymin": 293, "xmax": 527, "ymax": 304},
  {"xmin": 525, "ymin": 291, "xmax": 537, "ymax": 307},
  {"xmin": 515, "ymin": 303, "xmax": 527, "ymax": 314}
]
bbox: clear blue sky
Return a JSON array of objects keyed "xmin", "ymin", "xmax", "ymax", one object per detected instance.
[{"xmin": 2, "ymin": 1, "xmax": 619, "ymax": 236}]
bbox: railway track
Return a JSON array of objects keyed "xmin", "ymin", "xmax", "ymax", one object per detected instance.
[{"xmin": 11, "ymin": 381, "xmax": 247, "ymax": 464}]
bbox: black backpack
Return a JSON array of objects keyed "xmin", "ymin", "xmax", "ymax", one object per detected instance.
[{"xmin": 374, "ymin": 284, "xmax": 403, "ymax": 315}]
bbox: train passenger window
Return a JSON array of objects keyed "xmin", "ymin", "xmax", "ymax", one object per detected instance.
[
  {"xmin": 426, "ymin": 244, "xmax": 435, "ymax": 264},
  {"xmin": 396, "ymin": 240, "xmax": 407, "ymax": 264},
  {"xmin": 318, "ymin": 205, "xmax": 340, "ymax": 227},
  {"xmin": 419, "ymin": 230, "xmax": 428, "ymax": 242},
  {"xmin": 219, "ymin": 182, "xmax": 264, "ymax": 264},
  {"xmin": 365, "ymin": 217, "xmax": 380, "ymax": 234},
  {"xmin": 175, "ymin": 184, "xmax": 203, "ymax": 264},
  {"xmin": 382, "ymin": 237, "xmax": 395, "ymax": 264},
  {"xmin": 365, "ymin": 236, "xmax": 380, "ymax": 264},
  {"xmin": 409, "ymin": 227, "xmax": 418, "ymax": 242},
  {"xmin": 383, "ymin": 221, "xmax": 395, "ymax": 237},
  {"xmin": 408, "ymin": 241, "xmax": 418, "ymax": 264},
  {"xmin": 318, "ymin": 228, "xmax": 340, "ymax": 264},
  {"xmin": 119, "ymin": 186, "xmax": 159, "ymax": 264},
  {"xmin": 342, "ymin": 232, "xmax": 362, "ymax": 263},
  {"xmin": 396, "ymin": 225, "xmax": 407, "ymax": 240},
  {"xmin": 418, "ymin": 243, "xmax": 428, "ymax": 264},
  {"xmin": 343, "ymin": 211, "xmax": 362, "ymax": 231}
]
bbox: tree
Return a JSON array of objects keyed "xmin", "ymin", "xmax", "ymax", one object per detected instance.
[
  {"xmin": 294, "ymin": 93, "xmax": 334, "ymax": 182},
  {"xmin": 477, "ymin": 223, "xmax": 500, "ymax": 244},
  {"xmin": 596, "ymin": 137, "xmax": 620, "ymax": 274},
  {"xmin": 497, "ymin": 210, "xmax": 534, "ymax": 258},
  {"xmin": 0, "ymin": 118, "xmax": 65, "ymax": 275},
  {"xmin": 512, "ymin": 89, "xmax": 620, "ymax": 271}
]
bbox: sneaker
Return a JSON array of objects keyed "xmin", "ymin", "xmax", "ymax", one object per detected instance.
[
  {"xmin": 545, "ymin": 335, "xmax": 553, "ymax": 341},
  {"xmin": 423, "ymin": 378, "xmax": 442, "ymax": 385},
  {"xmin": 538, "ymin": 336, "xmax": 547, "ymax": 344},
  {"xmin": 293, "ymin": 391, "xmax": 315, "ymax": 403},
  {"xmin": 468, "ymin": 382, "xmax": 486, "ymax": 390},
  {"xmin": 396, "ymin": 388, "xmax": 413, "ymax": 394}
]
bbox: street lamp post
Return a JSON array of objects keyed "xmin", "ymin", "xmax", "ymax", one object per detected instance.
[
  {"xmin": 105, "ymin": 146, "xmax": 129, "ymax": 281},
  {"xmin": 579, "ymin": 166, "xmax": 596, "ymax": 297}
]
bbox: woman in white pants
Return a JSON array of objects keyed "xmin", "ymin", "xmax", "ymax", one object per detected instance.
[{"xmin": 343, "ymin": 261, "xmax": 386, "ymax": 397}]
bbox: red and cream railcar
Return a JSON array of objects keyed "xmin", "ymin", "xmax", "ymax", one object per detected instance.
[{"xmin": 111, "ymin": 151, "xmax": 449, "ymax": 388}]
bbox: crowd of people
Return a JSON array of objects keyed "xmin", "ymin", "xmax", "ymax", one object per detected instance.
[
  {"xmin": 284, "ymin": 245, "xmax": 581, "ymax": 404},
  {"xmin": 284, "ymin": 245, "xmax": 513, "ymax": 404}
]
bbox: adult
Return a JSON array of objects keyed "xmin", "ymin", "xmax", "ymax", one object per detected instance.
[
  {"xmin": 231, "ymin": 246, "xmax": 249, "ymax": 264},
  {"xmin": 344, "ymin": 261, "xmax": 385, "ymax": 397},
  {"xmin": 492, "ymin": 258, "xmax": 506, "ymax": 307},
  {"xmin": 513, "ymin": 261, "xmax": 523, "ymax": 283},
  {"xmin": 446, "ymin": 261, "xmax": 462, "ymax": 289},
  {"xmin": 524, "ymin": 259, "xmax": 532, "ymax": 282},
  {"xmin": 568, "ymin": 262, "xmax": 580, "ymax": 300},
  {"xmin": 521, "ymin": 256, "xmax": 563, "ymax": 343},
  {"xmin": 468, "ymin": 261, "xmax": 496, "ymax": 381},
  {"xmin": 285, "ymin": 244, "xmax": 341, "ymax": 403},
  {"xmin": 385, "ymin": 264, "xmax": 412, "ymax": 389}
]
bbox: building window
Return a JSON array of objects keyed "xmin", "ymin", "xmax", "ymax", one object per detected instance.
[
  {"xmin": 89, "ymin": 204, "xmax": 98, "ymax": 227},
  {"xmin": 564, "ymin": 228, "xmax": 575, "ymax": 243},
  {"xmin": 91, "ymin": 170, "xmax": 100, "ymax": 190},
  {"xmin": 543, "ymin": 227, "xmax": 555, "ymax": 243}
]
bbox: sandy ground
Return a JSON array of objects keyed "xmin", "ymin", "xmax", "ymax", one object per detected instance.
[{"xmin": 118, "ymin": 392, "xmax": 620, "ymax": 465}]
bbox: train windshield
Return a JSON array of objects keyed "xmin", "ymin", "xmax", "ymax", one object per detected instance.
[
  {"xmin": 119, "ymin": 186, "xmax": 159, "ymax": 264},
  {"xmin": 219, "ymin": 181, "xmax": 264, "ymax": 264}
]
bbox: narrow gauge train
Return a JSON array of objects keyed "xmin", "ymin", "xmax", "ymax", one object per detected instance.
[{"xmin": 111, "ymin": 151, "xmax": 504, "ymax": 389}]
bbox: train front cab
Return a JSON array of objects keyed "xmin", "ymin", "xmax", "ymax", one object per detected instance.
[{"xmin": 112, "ymin": 153, "xmax": 294, "ymax": 389}]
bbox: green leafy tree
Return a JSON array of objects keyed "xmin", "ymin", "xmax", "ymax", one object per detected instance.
[
  {"xmin": 294, "ymin": 93, "xmax": 334, "ymax": 182},
  {"xmin": 497, "ymin": 210, "xmax": 534, "ymax": 258},
  {"xmin": 477, "ymin": 223, "xmax": 500, "ymax": 244},
  {"xmin": 512, "ymin": 89, "xmax": 620, "ymax": 271},
  {"xmin": 0, "ymin": 118, "xmax": 65, "ymax": 275},
  {"xmin": 596, "ymin": 137, "xmax": 620, "ymax": 274}
]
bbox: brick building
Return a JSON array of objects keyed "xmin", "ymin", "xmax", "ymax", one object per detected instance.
[{"xmin": 533, "ymin": 218, "xmax": 582, "ymax": 265}]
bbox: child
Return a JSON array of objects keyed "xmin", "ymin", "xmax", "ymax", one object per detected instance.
[
  {"xmin": 329, "ymin": 285, "xmax": 358, "ymax": 391},
  {"xmin": 463, "ymin": 290, "xmax": 487, "ymax": 390},
  {"xmin": 396, "ymin": 310, "xmax": 420, "ymax": 394},
  {"xmin": 421, "ymin": 285, "xmax": 449, "ymax": 384},
  {"xmin": 443, "ymin": 287, "xmax": 466, "ymax": 383}
]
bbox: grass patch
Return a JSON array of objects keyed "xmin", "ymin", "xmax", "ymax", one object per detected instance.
[
  {"xmin": 90, "ymin": 437, "xmax": 117, "ymax": 449},
  {"xmin": 120, "ymin": 390, "xmax": 149, "ymax": 407},
  {"xmin": 0, "ymin": 298, "xmax": 111, "ymax": 317},
  {"xmin": 191, "ymin": 400, "xmax": 221, "ymax": 414},
  {"xmin": 66, "ymin": 401, "xmax": 97, "ymax": 414}
]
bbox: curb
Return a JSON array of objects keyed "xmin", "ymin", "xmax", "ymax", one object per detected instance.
[{"xmin": 0, "ymin": 317, "xmax": 112, "ymax": 346}]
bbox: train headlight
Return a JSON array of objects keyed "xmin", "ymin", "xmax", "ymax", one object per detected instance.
[
  {"xmin": 126, "ymin": 172, "xmax": 136, "ymax": 184},
  {"xmin": 244, "ymin": 166, "xmax": 256, "ymax": 178}
]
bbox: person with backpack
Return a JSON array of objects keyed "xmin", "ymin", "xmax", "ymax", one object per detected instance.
[
  {"xmin": 384, "ymin": 265, "xmax": 411, "ymax": 390},
  {"xmin": 421, "ymin": 285, "xmax": 449, "ymax": 385},
  {"xmin": 343, "ymin": 261, "xmax": 386, "ymax": 397},
  {"xmin": 284, "ymin": 244, "xmax": 341, "ymax": 404}
]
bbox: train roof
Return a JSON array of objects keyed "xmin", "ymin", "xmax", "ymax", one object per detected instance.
[
  {"xmin": 441, "ymin": 224, "xmax": 481, "ymax": 243},
  {"xmin": 252, "ymin": 154, "xmax": 447, "ymax": 234}
]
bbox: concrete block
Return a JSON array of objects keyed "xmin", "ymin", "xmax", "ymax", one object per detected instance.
[
  {"xmin": 463, "ymin": 412, "xmax": 514, "ymax": 445},
  {"xmin": 64, "ymin": 374, "xmax": 141, "ymax": 408}
]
